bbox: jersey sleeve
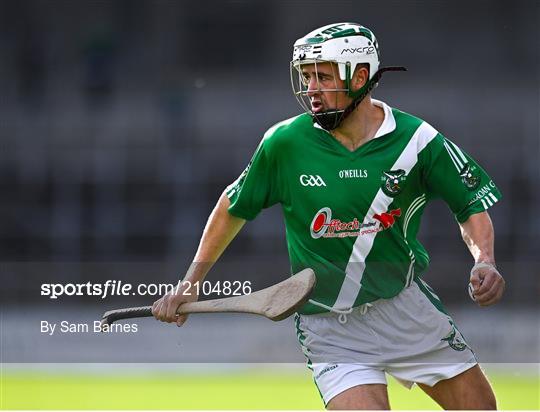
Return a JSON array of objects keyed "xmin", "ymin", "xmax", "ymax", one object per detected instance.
[
  {"xmin": 225, "ymin": 138, "xmax": 281, "ymax": 220},
  {"xmin": 422, "ymin": 134, "xmax": 502, "ymax": 223}
]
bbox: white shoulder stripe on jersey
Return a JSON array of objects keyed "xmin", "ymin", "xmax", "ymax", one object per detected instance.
[
  {"xmin": 332, "ymin": 121, "xmax": 438, "ymax": 311},
  {"xmin": 447, "ymin": 139, "xmax": 468, "ymax": 164},
  {"xmin": 443, "ymin": 140, "xmax": 464, "ymax": 172},
  {"xmin": 401, "ymin": 193, "xmax": 426, "ymax": 288},
  {"xmin": 404, "ymin": 194, "xmax": 426, "ymax": 222},
  {"xmin": 405, "ymin": 255, "xmax": 416, "ymax": 287},
  {"xmin": 404, "ymin": 198, "xmax": 427, "ymax": 238},
  {"xmin": 402, "ymin": 194, "xmax": 427, "ymax": 286},
  {"xmin": 403, "ymin": 194, "xmax": 426, "ymax": 237}
]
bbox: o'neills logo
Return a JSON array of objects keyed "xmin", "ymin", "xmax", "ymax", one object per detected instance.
[{"xmin": 310, "ymin": 207, "xmax": 401, "ymax": 239}]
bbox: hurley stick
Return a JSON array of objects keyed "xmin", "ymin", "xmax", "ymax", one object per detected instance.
[{"xmin": 100, "ymin": 268, "xmax": 315, "ymax": 329}]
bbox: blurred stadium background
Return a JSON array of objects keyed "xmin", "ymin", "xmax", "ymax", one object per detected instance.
[{"xmin": 0, "ymin": 0, "xmax": 538, "ymax": 409}]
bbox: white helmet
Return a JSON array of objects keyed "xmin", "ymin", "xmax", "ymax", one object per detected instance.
[
  {"xmin": 292, "ymin": 22, "xmax": 380, "ymax": 84},
  {"xmin": 290, "ymin": 22, "xmax": 404, "ymax": 130}
]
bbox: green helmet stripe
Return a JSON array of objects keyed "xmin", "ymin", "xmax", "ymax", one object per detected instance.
[
  {"xmin": 358, "ymin": 27, "xmax": 374, "ymax": 41},
  {"xmin": 330, "ymin": 28, "xmax": 357, "ymax": 38}
]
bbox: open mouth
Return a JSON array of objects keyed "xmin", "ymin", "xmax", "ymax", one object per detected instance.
[{"xmin": 311, "ymin": 101, "xmax": 323, "ymax": 113}]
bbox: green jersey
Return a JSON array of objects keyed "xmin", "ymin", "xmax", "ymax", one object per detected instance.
[{"xmin": 226, "ymin": 100, "xmax": 501, "ymax": 315}]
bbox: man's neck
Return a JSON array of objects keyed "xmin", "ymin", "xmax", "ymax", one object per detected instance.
[{"xmin": 330, "ymin": 98, "xmax": 385, "ymax": 152}]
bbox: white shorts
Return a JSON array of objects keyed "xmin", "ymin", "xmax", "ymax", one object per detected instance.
[{"xmin": 294, "ymin": 278, "xmax": 477, "ymax": 406}]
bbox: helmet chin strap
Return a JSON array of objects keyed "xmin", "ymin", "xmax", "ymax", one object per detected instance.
[{"xmin": 312, "ymin": 66, "xmax": 407, "ymax": 131}]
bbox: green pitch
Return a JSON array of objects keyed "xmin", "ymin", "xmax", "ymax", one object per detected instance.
[{"xmin": 1, "ymin": 369, "xmax": 538, "ymax": 409}]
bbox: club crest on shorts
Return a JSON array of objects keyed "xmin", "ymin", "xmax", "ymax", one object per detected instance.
[
  {"xmin": 460, "ymin": 163, "xmax": 481, "ymax": 190},
  {"xmin": 381, "ymin": 169, "xmax": 407, "ymax": 197},
  {"xmin": 441, "ymin": 322, "xmax": 468, "ymax": 351}
]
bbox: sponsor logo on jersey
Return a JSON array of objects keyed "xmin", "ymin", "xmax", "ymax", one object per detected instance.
[
  {"xmin": 373, "ymin": 209, "xmax": 401, "ymax": 229},
  {"xmin": 300, "ymin": 174, "xmax": 326, "ymax": 187},
  {"xmin": 460, "ymin": 163, "xmax": 481, "ymax": 190},
  {"xmin": 338, "ymin": 169, "xmax": 368, "ymax": 179},
  {"xmin": 467, "ymin": 180, "xmax": 497, "ymax": 205},
  {"xmin": 380, "ymin": 169, "xmax": 407, "ymax": 197},
  {"xmin": 310, "ymin": 207, "xmax": 401, "ymax": 239},
  {"xmin": 441, "ymin": 321, "xmax": 468, "ymax": 351},
  {"xmin": 310, "ymin": 207, "xmax": 360, "ymax": 239}
]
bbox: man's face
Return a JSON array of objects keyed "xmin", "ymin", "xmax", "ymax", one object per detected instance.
[{"xmin": 300, "ymin": 62, "xmax": 351, "ymax": 113}]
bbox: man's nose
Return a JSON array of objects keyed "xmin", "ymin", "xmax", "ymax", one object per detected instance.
[{"xmin": 306, "ymin": 78, "xmax": 320, "ymax": 97}]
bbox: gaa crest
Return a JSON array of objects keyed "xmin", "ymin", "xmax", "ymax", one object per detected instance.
[
  {"xmin": 381, "ymin": 169, "xmax": 407, "ymax": 197},
  {"xmin": 441, "ymin": 322, "xmax": 468, "ymax": 351},
  {"xmin": 460, "ymin": 163, "xmax": 481, "ymax": 191}
]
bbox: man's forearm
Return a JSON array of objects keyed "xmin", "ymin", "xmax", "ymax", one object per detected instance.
[
  {"xmin": 183, "ymin": 192, "xmax": 246, "ymax": 283},
  {"xmin": 459, "ymin": 211, "xmax": 495, "ymax": 265}
]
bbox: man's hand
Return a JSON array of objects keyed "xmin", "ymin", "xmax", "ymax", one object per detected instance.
[
  {"xmin": 152, "ymin": 192, "xmax": 245, "ymax": 327},
  {"xmin": 460, "ymin": 212, "xmax": 505, "ymax": 306},
  {"xmin": 469, "ymin": 262, "xmax": 505, "ymax": 306},
  {"xmin": 152, "ymin": 281, "xmax": 198, "ymax": 326}
]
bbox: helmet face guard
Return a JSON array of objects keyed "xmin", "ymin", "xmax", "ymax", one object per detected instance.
[
  {"xmin": 291, "ymin": 60, "xmax": 406, "ymax": 130},
  {"xmin": 290, "ymin": 22, "xmax": 406, "ymax": 130},
  {"xmin": 290, "ymin": 58, "xmax": 350, "ymax": 130}
]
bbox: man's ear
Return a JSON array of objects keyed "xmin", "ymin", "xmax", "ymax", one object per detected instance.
[{"xmin": 351, "ymin": 66, "xmax": 369, "ymax": 91}]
